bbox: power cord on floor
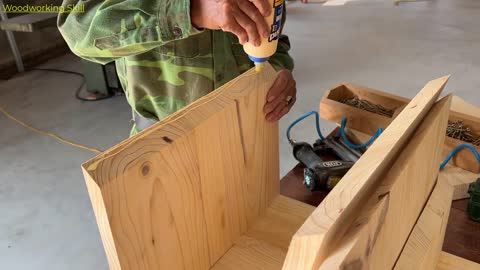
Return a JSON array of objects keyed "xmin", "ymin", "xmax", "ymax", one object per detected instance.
[
  {"xmin": 0, "ymin": 105, "xmax": 103, "ymax": 154},
  {"xmin": 0, "ymin": 67, "xmax": 112, "ymax": 154},
  {"xmin": 31, "ymin": 68, "xmax": 117, "ymax": 101}
]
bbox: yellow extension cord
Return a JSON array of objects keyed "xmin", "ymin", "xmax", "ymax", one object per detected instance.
[{"xmin": 0, "ymin": 105, "xmax": 103, "ymax": 154}]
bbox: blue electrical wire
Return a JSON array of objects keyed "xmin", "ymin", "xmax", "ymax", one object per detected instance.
[
  {"xmin": 286, "ymin": 111, "xmax": 325, "ymax": 143},
  {"xmin": 337, "ymin": 117, "xmax": 383, "ymax": 149},
  {"xmin": 440, "ymin": 143, "xmax": 480, "ymax": 170}
]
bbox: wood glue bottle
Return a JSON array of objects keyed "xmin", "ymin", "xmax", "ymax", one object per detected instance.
[{"xmin": 243, "ymin": 0, "xmax": 285, "ymax": 72}]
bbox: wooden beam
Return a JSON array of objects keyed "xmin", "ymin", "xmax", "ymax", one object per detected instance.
[
  {"xmin": 451, "ymin": 96, "xmax": 480, "ymax": 116},
  {"xmin": 394, "ymin": 173, "xmax": 454, "ymax": 270},
  {"xmin": 282, "ymin": 76, "xmax": 449, "ymax": 270},
  {"xmin": 435, "ymin": 252, "xmax": 480, "ymax": 270},
  {"xmin": 246, "ymin": 195, "xmax": 315, "ymax": 251},
  {"xmin": 440, "ymin": 165, "xmax": 478, "ymax": 200},
  {"xmin": 318, "ymin": 95, "xmax": 452, "ymax": 270},
  {"xmin": 212, "ymin": 196, "xmax": 315, "ymax": 270},
  {"xmin": 82, "ymin": 64, "xmax": 280, "ymax": 270}
]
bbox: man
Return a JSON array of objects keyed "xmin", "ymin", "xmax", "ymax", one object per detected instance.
[{"xmin": 58, "ymin": 0, "xmax": 296, "ymax": 135}]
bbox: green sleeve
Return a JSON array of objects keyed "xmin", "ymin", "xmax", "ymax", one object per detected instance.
[
  {"xmin": 58, "ymin": 0, "xmax": 202, "ymax": 64},
  {"xmin": 269, "ymin": 5, "xmax": 294, "ymax": 71}
]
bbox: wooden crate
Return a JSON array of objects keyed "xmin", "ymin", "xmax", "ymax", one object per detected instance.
[
  {"xmin": 320, "ymin": 84, "xmax": 480, "ymax": 173},
  {"xmin": 82, "ymin": 69, "xmax": 478, "ymax": 270},
  {"xmin": 319, "ymin": 83, "xmax": 409, "ymax": 135}
]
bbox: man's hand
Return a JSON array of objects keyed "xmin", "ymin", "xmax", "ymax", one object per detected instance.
[
  {"xmin": 264, "ymin": 70, "xmax": 297, "ymax": 122},
  {"xmin": 191, "ymin": 0, "xmax": 271, "ymax": 46}
]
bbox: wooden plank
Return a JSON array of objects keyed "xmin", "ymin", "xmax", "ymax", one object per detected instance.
[
  {"xmin": 318, "ymin": 95, "xmax": 452, "ymax": 270},
  {"xmin": 440, "ymin": 165, "xmax": 478, "ymax": 200},
  {"xmin": 246, "ymin": 195, "xmax": 315, "ymax": 251},
  {"xmin": 196, "ymin": 104, "xmax": 249, "ymax": 263},
  {"xmin": 211, "ymin": 236, "xmax": 286, "ymax": 270},
  {"xmin": 82, "ymin": 64, "xmax": 279, "ymax": 270},
  {"xmin": 435, "ymin": 252, "xmax": 480, "ymax": 270},
  {"xmin": 282, "ymin": 76, "xmax": 449, "ymax": 270},
  {"xmin": 394, "ymin": 173, "xmax": 454, "ymax": 270},
  {"xmin": 212, "ymin": 196, "xmax": 315, "ymax": 270},
  {"xmin": 82, "ymin": 168, "xmax": 122, "ymax": 270},
  {"xmin": 451, "ymin": 96, "xmax": 480, "ymax": 116}
]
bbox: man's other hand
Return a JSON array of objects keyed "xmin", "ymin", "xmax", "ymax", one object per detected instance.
[
  {"xmin": 191, "ymin": 0, "xmax": 271, "ymax": 46},
  {"xmin": 264, "ymin": 69, "xmax": 297, "ymax": 122}
]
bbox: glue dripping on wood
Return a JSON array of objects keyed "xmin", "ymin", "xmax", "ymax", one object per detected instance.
[{"xmin": 243, "ymin": 0, "xmax": 284, "ymax": 72}]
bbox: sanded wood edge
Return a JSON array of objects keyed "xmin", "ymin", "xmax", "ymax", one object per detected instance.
[
  {"xmin": 318, "ymin": 95, "xmax": 452, "ymax": 270},
  {"xmin": 82, "ymin": 64, "xmax": 277, "ymax": 175},
  {"xmin": 282, "ymin": 75, "xmax": 449, "ymax": 270},
  {"xmin": 317, "ymin": 195, "xmax": 390, "ymax": 270},
  {"xmin": 451, "ymin": 96, "xmax": 480, "ymax": 116},
  {"xmin": 435, "ymin": 251, "xmax": 480, "ymax": 270},
  {"xmin": 440, "ymin": 165, "xmax": 478, "ymax": 200},
  {"xmin": 246, "ymin": 195, "xmax": 315, "ymax": 251},
  {"xmin": 393, "ymin": 175, "xmax": 454, "ymax": 270},
  {"xmin": 82, "ymin": 167, "xmax": 121, "ymax": 270}
]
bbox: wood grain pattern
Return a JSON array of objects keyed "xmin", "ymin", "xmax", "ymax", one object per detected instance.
[
  {"xmin": 394, "ymin": 173, "xmax": 454, "ymax": 270},
  {"xmin": 82, "ymin": 64, "xmax": 281, "ymax": 270},
  {"xmin": 246, "ymin": 195, "xmax": 315, "ymax": 251},
  {"xmin": 451, "ymin": 96, "xmax": 480, "ymax": 116},
  {"xmin": 435, "ymin": 252, "xmax": 480, "ymax": 270},
  {"xmin": 212, "ymin": 196, "xmax": 316, "ymax": 270},
  {"xmin": 280, "ymin": 165, "xmax": 480, "ymax": 265},
  {"xmin": 440, "ymin": 165, "xmax": 478, "ymax": 200},
  {"xmin": 196, "ymin": 104, "xmax": 249, "ymax": 263},
  {"xmin": 282, "ymin": 76, "xmax": 449, "ymax": 270},
  {"xmin": 319, "ymin": 95, "xmax": 452, "ymax": 270},
  {"xmin": 211, "ymin": 236, "xmax": 286, "ymax": 270}
]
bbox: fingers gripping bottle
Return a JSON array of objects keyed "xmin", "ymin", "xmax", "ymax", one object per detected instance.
[{"xmin": 243, "ymin": 0, "xmax": 284, "ymax": 72}]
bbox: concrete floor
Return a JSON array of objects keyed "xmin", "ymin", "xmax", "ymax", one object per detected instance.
[{"xmin": 1, "ymin": 0, "xmax": 480, "ymax": 269}]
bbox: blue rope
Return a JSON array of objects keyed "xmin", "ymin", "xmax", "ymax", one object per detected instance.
[
  {"xmin": 338, "ymin": 117, "xmax": 383, "ymax": 149},
  {"xmin": 286, "ymin": 111, "xmax": 325, "ymax": 143},
  {"xmin": 440, "ymin": 143, "xmax": 480, "ymax": 170}
]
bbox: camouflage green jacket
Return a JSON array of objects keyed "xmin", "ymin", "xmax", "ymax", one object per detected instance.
[{"xmin": 57, "ymin": 0, "xmax": 294, "ymax": 134}]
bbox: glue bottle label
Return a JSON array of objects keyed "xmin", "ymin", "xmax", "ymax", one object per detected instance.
[
  {"xmin": 269, "ymin": 0, "xmax": 284, "ymax": 42},
  {"xmin": 243, "ymin": 0, "xmax": 285, "ymax": 61}
]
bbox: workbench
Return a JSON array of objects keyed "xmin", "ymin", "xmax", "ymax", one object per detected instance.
[{"xmin": 280, "ymin": 163, "xmax": 480, "ymax": 264}]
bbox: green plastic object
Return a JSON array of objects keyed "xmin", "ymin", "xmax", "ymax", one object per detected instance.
[{"xmin": 468, "ymin": 178, "xmax": 480, "ymax": 222}]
